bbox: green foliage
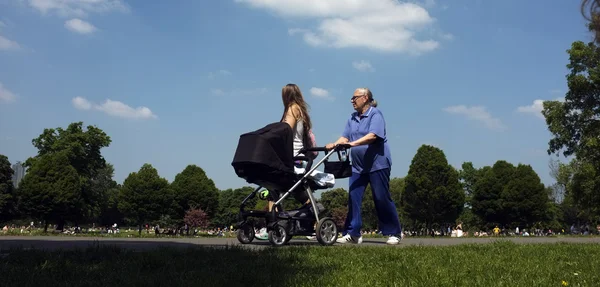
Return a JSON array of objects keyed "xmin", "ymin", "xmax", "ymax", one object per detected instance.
[
  {"xmin": 471, "ymin": 161, "xmax": 550, "ymax": 229},
  {"xmin": 17, "ymin": 152, "xmax": 83, "ymax": 226},
  {"xmin": 458, "ymin": 162, "xmax": 479, "ymax": 201},
  {"xmin": 563, "ymin": 159, "xmax": 600, "ymax": 223},
  {"xmin": 214, "ymin": 186, "xmax": 256, "ymax": 227},
  {"xmin": 542, "ymin": 40, "xmax": 600, "ymax": 166},
  {"xmin": 91, "ymin": 163, "xmax": 122, "ymax": 226},
  {"xmin": 401, "ymin": 145, "xmax": 465, "ymax": 228},
  {"xmin": 118, "ymin": 164, "xmax": 171, "ymax": 230},
  {"xmin": 171, "ymin": 165, "xmax": 220, "ymax": 222},
  {"xmin": 0, "ymin": 154, "xmax": 14, "ymax": 220},
  {"xmin": 24, "ymin": 122, "xmax": 112, "ymax": 223},
  {"xmin": 319, "ymin": 188, "xmax": 348, "ymax": 217}
]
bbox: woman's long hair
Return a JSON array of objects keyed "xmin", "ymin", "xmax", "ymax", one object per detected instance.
[{"xmin": 280, "ymin": 84, "xmax": 313, "ymax": 149}]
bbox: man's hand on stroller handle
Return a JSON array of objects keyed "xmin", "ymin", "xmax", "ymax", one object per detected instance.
[{"xmin": 324, "ymin": 143, "xmax": 351, "ymax": 151}]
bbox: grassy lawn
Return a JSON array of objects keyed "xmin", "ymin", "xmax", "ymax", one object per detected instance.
[{"xmin": 1, "ymin": 241, "xmax": 598, "ymax": 286}]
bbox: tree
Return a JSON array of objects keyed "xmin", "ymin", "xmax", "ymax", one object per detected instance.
[
  {"xmin": 471, "ymin": 161, "xmax": 551, "ymax": 229},
  {"xmin": 331, "ymin": 207, "xmax": 347, "ymax": 229},
  {"xmin": 17, "ymin": 152, "xmax": 83, "ymax": 232},
  {"xmin": 0, "ymin": 155, "xmax": 14, "ymax": 221},
  {"xmin": 501, "ymin": 164, "xmax": 549, "ymax": 228},
  {"xmin": 118, "ymin": 163, "xmax": 171, "ymax": 235},
  {"xmin": 542, "ymin": 39, "xmax": 600, "ymax": 167},
  {"xmin": 215, "ymin": 186, "xmax": 257, "ymax": 227},
  {"xmin": 401, "ymin": 145, "xmax": 465, "ymax": 229},
  {"xmin": 91, "ymin": 163, "xmax": 122, "ymax": 226},
  {"xmin": 470, "ymin": 162, "xmax": 512, "ymax": 228},
  {"xmin": 568, "ymin": 159, "xmax": 599, "ymax": 223},
  {"xmin": 319, "ymin": 188, "xmax": 348, "ymax": 217},
  {"xmin": 171, "ymin": 165, "xmax": 220, "ymax": 222},
  {"xmin": 23, "ymin": 122, "xmax": 111, "ymax": 227},
  {"xmin": 458, "ymin": 162, "xmax": 479, "ymax": 201},
  {"xmin": 184, "ymin": 208, "xmax": 210, "ymax": 230}
]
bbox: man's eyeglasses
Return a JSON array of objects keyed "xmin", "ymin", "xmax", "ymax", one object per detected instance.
[{"xmin": 351, "ymin": 95, "xmax": 365, "ymax": 101}]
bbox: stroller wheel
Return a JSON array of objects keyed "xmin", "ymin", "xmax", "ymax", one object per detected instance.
[
  {"xmin": 315, "ymin": 218, "xmax": 338, "ymax": 246},
  {"xmin": 236, "ymin": 223, "xmax": 255, "ymax": 244},
  {"xmin": 268, "ymin": 223, "xmax": 288, "ymax": 247}
]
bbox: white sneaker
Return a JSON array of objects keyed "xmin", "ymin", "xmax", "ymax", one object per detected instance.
[
  {"xmin": 306, "ymin": 236, "xmax": 316, "ymax": 240},
  {"xmin": 386, "ymin": 236, "xmax": 400, "ymax": 245},
  {"xmin": 336, "ymin": 234, "xmax": 363, "ymax": 244}
]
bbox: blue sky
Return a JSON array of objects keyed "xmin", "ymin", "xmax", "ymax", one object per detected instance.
[{"xmin": 0, "ymin": 0, "xmax": 591, "ymax": 194}]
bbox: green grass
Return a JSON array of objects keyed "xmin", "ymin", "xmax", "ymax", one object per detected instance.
[{"xmin": 1, "ymin": 241, "xmax": 598, "ymax": 286}]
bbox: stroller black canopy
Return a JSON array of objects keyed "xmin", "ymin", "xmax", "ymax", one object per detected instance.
[{"xmin": 232, "ymin": 122, "xmax": 297, "ymax": 192}]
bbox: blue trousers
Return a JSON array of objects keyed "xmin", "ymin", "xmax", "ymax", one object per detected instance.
[{"xmin": 342, "ymin": 168, "xmax": 402, "ymax": 237}]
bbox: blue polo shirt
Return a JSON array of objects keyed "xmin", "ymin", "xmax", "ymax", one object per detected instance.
[{"xmin": 342, "ymin": 106, "xmax": 392, "ymax": 174}]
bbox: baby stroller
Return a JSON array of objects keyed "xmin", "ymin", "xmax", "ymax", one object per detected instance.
[{"xmin": 231, "ymin": 122, "xmax": 351, "ymax": 247}]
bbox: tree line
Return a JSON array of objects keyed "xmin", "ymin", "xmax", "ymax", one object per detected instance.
[{"xmin": 1, "ymin": 32, "xmax": 599, "ymax": 235}]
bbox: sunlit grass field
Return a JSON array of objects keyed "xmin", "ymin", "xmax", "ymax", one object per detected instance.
[{"xmin": 1, "ymin": 241, "xmax": 598, "ymax": 286}]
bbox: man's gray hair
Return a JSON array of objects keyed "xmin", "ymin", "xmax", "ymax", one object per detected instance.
[{"xmin": 355, "ymin": 87, "xmax": 378, "ymax": 107}]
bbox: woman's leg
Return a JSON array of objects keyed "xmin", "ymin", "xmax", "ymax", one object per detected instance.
[
  {"xmin": 369, "ymin": 168, "xmax": 402, "ymax": 237},
  {"xmin": 342, "ymin": 172, "xmax": 369, "ymax": 237}
]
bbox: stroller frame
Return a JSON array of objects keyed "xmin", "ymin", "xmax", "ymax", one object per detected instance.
[{"xmin": 236, "ymin": 144, "xmax": 350, "ymax": 247}]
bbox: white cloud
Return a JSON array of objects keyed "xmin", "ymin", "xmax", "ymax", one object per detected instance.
[
  {"xmin": 352, "ymin": 60, "xmax": 375, "ymax": 72},
  {"xmin": 72, "ymin": 96, "xmax": 92, "ymax": 110},
  {"xmin": 26, "ymin": 0, "xmax": 128, "ymax": 33},
  {"xmin": 0, "ymin": 82, "xmax": 17, "ymax": 103},
  {"xmin": 237, "ymin": 0, "xmax": 441, "ymax": 54},
  {"xmin": 64, "ymin": 18, "xmax": 97, "ymax": 34},
  {"xmin": 516, "ymin": 99, "xmax": 545, "ymax": 120},
  {"xmin": 72, "ymin": 97, "xmax": 157, "ymax": 120},
  {"xmin": 0, "ymin": 35, "xmax": 20, "ymax": 50},
  {"xmin": 516, "ymin": 97, "xmax": 564, "ymax": 120},
  {"xmin": 310, "ymin": 87, "xmax": 334, "ymax": 100},
  {"xmin": 28, "ymin": 0, "xmax": 129, "ymax": 18},
  {"xmin": 443, "ymin": 105, "xmax": 506, "ymax": 130}
]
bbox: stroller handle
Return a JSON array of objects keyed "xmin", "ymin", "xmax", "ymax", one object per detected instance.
[{"xmin": 300, "ymin": 144, "xmax": 351, "ymax": 153}]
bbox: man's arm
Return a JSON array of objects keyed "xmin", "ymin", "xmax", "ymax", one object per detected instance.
[{"xmin": 349, "ymin": 133, "xmax": 377, "ymax": 147}]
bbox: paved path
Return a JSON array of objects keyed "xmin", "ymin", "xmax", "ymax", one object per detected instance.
[{"xmin": 1, "ymin": 236, "xmax": 599, "ymax": 251}]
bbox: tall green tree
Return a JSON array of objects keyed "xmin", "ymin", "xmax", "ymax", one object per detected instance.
[
  {"xmin": 24, "ymin": 122, "xmax": 111, "ymax": 227},
  {"xmin": 568, "ymin": 159, "xmax": 599, "ymax": 223},
  {"xmin": 171, "ymin": 165, "xmax": 220, "ymax": 222},
  {"xmin": 118, "ymin": 163, "xmax": 171, "ymax": 234},
  {"xmin": 471, "ymin": 161, "xmax": 551, "ymax": 229},
  {"xmin": 0, "ymin": 155, "xmax": 14, "ymax": 221},
  {"xmin": 458, "ymin": 162, "xmax": 479, "ymax": 201},
  {"xmin": 542, "ymin": 39, "xmax": 600, "ymax": 167},
  {"xmin": 501, "ymin": 164, "xmax": 549, "ymax": 228},
  {"xmin": 401, "ymin": 145, "xmax": 465, "ymax": 229},
  {"xmin": 91, "ymin": 163, "xmax": 123, "ymax": 226},
  {"xmin": 17, "ymin": 152, "xmax": 83, "ymax": 232}
]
